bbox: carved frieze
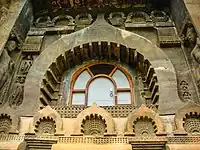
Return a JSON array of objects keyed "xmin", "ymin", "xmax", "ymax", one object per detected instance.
[
  {"xmin": 156, "ymin": 27, "xmax": 181, "ymax": 47},
  {"xmin": 22, "ymin": 36, "xmax": 44, "ymax": 53}
]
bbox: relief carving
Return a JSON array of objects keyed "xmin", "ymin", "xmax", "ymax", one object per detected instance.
[
  {"xmin": 0, "ymin": 0, "xmax": 11, "ymax": 26},
  {"xmin": 108, "ymin": 12, "xmax": 125, "ymax": 26},
  {"xmin": 0, "ymin": 114, "xmax": 12, "ymax": 134},
  {"xmin": 182, "ymin": 22, "xmax": 197, "ymax": 49},
  {"xmin": 0, "ymin": 50, "xmax": 14, "ymax": 106},
  {"xmin": 9, "ymin": 77, "xmax": 24, "ymax": 107},
  {"xmin": 18, "ymin": 55, "xmax": 33, "ymax": 76},
  {"xmin": 191, "ymin": 38, "xmax": 200, "ymax": 91},
  {"xmin": 179, "ymin": 80, "xmax": 191, "ymax": 102}
]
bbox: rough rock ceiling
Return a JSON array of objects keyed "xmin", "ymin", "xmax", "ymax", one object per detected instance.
[{"xmin": 32, "ymin": 0, "xmax": 170, "ymax": 18}]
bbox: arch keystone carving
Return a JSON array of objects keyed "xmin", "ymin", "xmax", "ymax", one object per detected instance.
[{"xmin": 126, "ymin": 104, "xmax": 164, "ymax": 134}]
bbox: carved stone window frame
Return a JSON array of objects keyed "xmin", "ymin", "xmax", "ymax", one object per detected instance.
[{"xmin": 69, "ymin": 62, "xmax": 134, "ymax": 106}]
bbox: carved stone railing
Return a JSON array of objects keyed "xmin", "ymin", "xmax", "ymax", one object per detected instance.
[
  {"xmin": 0, "ymin": 134, "xmax": 58, "ymax": 142},
  {"xmin": 58, "ymin": 136, "xmax": 168, "ymax": 144},
  {"xmin": 168, "ymin": 136, "xmax": 200, "ymax": 144},
  {"xmin": 0, "ymin": 134, "xmax": 200, "ymax": 144},
  {"xmin": 52, "ymin": 105, "xmax": 158, "ymax": 118},
  {"xmin": 0, "ymin": 134, "xmax": 24, "ymax": 142}
]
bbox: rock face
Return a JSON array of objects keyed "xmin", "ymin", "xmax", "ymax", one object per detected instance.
[{"xmin": 0, "ymin": 0, "xmax": 200, "ymax": 150}]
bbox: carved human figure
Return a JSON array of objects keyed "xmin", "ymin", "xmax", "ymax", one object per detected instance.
[
  {"xmin": 5, "ymin": 40, "xmax": 17, "ymax": 52},
  {"xmin": 185, "ymin": 26, "xmax": 197, "ymax": 49},
  {"xmin": 20, "ymin": 55, "xmax": 33, "ymax": 75},
  {"xmin": 191, "ymin": 38, "xmax": 200, "ymax": 91},
  {"xmin": 0, "ymin": 50, "xmax": 14, "ymax": 105},
  {"xmin": 9, "ymin": 77, "xmax": 24, "ymax": 107},
  {"xmin": 0, "ymin": 0, "xmax": 11, "ymax": 25}
]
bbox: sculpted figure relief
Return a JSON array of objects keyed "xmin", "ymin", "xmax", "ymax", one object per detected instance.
[
  {"xmin": 9, "ymin": 77, "xmax": 24, "ymax": 107},
  {"xmin": 19, "ymin": 55, "xmax": 33, "ymax": 75},
  {"xmin": 0, "ymin": 0, "xmax": 11, "ymax": 25},
  {"xmin": 0, "ymin": 50, "xmax": 14, "ymax": 106}
]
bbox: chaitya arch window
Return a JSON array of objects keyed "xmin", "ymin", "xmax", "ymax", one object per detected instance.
[{"xmin": 69, "ymin": 63, "xmax": 134, "ymax": 106}]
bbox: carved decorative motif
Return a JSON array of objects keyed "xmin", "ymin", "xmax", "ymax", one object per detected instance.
[
  {"xmin": 52, "ymin": 105, "xmax": 158, "ymax": 118},
  {"xmin": 126, "ymin": 105, "xmax": 163, "ymax": 134},
  {"xmin": 108, "ymin": 12, "xmax": 125, "ymax": 26},
  {"xmin": 18, "ymin": 55, "xmax": 33, "ymax": 76},
  {"xmin": 156, "ymin": 27, "xmax": 181, "ymax": 47},
  {"xmin": 81, "ymin": 114, "xmax": 107, "ymax": 136},
  {"xmin": 33, "ymin": 106, "xmax": 63, "ymax": 134},
  {"xmin": 0, "ymin": 114, "xmax": 12, "ymax": 134},
  {"xmin": 35, "ymin": 16, "xmax": 52, "ymax": 28},
  {"xmin": 22, "ymin": 36, "xmax": 44, "ymax": 53},
  {"xmin": 174, "ymin": 101, "xmax": 200, "ymax": 133},
  {"xmin": 183, "ymin": 113, "xmax": 200, "ymax": 134},
  {"xmin": 126, "ymin": 11, "xmax": 151, "ymax": 23},
  {"xmin": 181, "ymin": 22, "xmax": 197, "ymax": 49},
  {"xmin": 0, "ymin": 134, "xmax": 200, "ymax": 144},
  {"xmin": 133, "ymin": 116, "xmax": 157, "ymax": 136},
  {"xmin": 191, "ymin": 38, "xmax": 200, "ymax": 64},
  {"xmin": 150, "ymin": 10, "xmax": 168, "ymax": 22},
  {"xmin": 179, "ymin": 80, "xmax": 191, "ymax": 102},
  {"xmin": 75, "ymin": 13, "xmax": 93, "ymax": 25},
  {"xmin": 52, "ymin": 15, "xmax": 75, "ymax": 26},
  {"xmin": 35, "ymin": 117, "xmax": 56, "ymax": 135}
]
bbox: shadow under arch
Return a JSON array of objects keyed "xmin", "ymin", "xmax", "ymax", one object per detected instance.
[{"xmin": 21, "ymin": 14, "xmax": 183, "ymax": 116}]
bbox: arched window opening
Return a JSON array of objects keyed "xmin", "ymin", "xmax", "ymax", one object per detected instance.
[{"xmin": 69, "ymin": 63, "xmax": 134, "ymax": 106}]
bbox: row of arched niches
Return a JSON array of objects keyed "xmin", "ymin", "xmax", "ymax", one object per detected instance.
[
  {"xmin": 0, "ymin": 102, "xmax": 200, "ymax": 136},
  {"xmin": 35, "ymin": 10, "xmax": 170, "ymax": 28}
]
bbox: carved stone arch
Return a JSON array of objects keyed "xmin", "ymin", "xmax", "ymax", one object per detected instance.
[
  {"xmin": 33, "ymin": 106, "xmax": 63, "ymax": 134},
  {"xmin": 35, "ymin": 16, "xmax": 51, "ymax": 28},
  {"xmin": 0, "ymin": 113, "xmax": 12, "ymax": 134},
  {"xmin": 150, "ymin": 10, "xmax": 168, "ymax": 22},
  {"xmin": 126, "ymin": 105, "xmax": 164, "ymax": 134},
  {"xmin": 133, "ymin": 116, "xmax": 158, "ymax": 136},
  {"xmin": 52, "ymin": 15, "xmax": 75, "ymax": 26},
  {"xmin": 74, "ymin": 103, "xmax": 115, "ymax": 134},
  {"xmin": 126, "ymin": 11, "xmax": 151, "ymax": 23},
  {"xmin": 75, "ymin": 13, "xmax": 93, "ymax": 25},
  {"xmin": 23, "ymin": 15, "xmax": 182, "ymax": 115},
  {"xmin": 0, "ymin": 112, "xmax": 18, "ymax": 133},
  {"xmin": 39, "ymin": 44, "xmax": 160, "ymax": 108},
  {"xmin": 34, "ymin": 116, "xmax": 56, "ymax": 135},
  {"xmin": 174, "ymin": 101, "xmax": 200, "ymax": 134},
  {"xmin": 108, "ymin": 12, "xmax": 126, "ymax": 26}
]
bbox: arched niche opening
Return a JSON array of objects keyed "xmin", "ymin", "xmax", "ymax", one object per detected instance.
[{"xmin": 40, "ymin": 42, "xmax": 159, "ymax": 109}]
